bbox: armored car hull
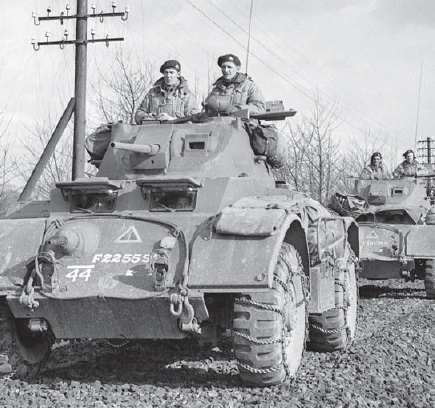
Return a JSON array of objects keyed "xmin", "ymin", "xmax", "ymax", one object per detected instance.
[{"xmin": 1, "ymin": 116, "xmax": 359, "ymax": 386}]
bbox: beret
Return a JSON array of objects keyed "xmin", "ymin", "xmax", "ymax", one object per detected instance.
[
  {"xmin": 160, "ymin": 60, "xmax": 181, "ymax": 74},
  {"xmin": 371, "ymin": 152, "xmax": 382, "ymax": 161},
  {"xmin": 403, "ymin": 149, "xmax": 414, "ymax": 157},
  {"xmin": 217, "ymin": 54, "xmax": 241, "ymax": 67}
]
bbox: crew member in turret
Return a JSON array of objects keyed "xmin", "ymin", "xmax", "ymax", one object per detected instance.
[
  {"xmin": 135, "ymin": 60, "xmax": 198, "ymax": 123},
  {"xmin": 203, "ymin": 54, "xmax": 265, "ymax": 116},
  {"xmin": 360, "ymin": 152, "xmax": 391, "ymax": 180},
  {"xmin": 392, "ymin": 149, "xmax": 420, "ymax": 178}
]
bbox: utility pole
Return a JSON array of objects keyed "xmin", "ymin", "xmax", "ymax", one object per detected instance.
[
  {"xmin": 73, "ymin": 0, "xmax": 88, "ymax": 180},
  {"xmin": 31, "ymin": 1, "xmax": 129, "ymax": 180},
  {"xmin": 417, "ymin": 137, "xmax": 435, "ymax": 164},
  {"xmin": 417, "ymin": 137, "xmax": 435, "ymax": 189}
]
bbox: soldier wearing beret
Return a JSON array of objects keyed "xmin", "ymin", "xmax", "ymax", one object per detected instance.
[
  {"xmin": 392, "ymin": 149, "xmax": 421, "ymax": 178},
  {"xmin": 135, "ymin": 60, "xmax": 198, "ymax": 123},
  {"xmin": 360, "ymin": 152, "xmax": 391, "ymax": 180},
  {"xmin": 203, "ymin": 53, "xmax": 265, "ymax": 116}
]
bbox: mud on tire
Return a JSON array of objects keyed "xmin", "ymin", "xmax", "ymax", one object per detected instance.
[
  {"xmin": 0, "ymin": 299, "xmax": 53, "ymax": 379},
  {"xmin": 308, "ymin": 245, "xmax": 358, "ymax": 352},
  {"xmin": 232, "ymin": 243, "xmax": 307, "ymax": 386},
  {"xmin": 424, "ymin": 259, "xmax": 435, "ymax": 299}
]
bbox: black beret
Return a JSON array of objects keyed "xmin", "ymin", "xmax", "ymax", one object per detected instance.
[
  {"xmin": 160, "ymin": 60, "xmax": 181, "ymax": 74},
  {"xmin": 217, "ymin": 54, "xmax": 241, "ymax": 67},
  {"xmin": 403, "ymin": 149, "xmax": 414, "ymax": 157},
  {"xmin": 371, "ymin": 152, "xmax": 382, "ymax": 161}
]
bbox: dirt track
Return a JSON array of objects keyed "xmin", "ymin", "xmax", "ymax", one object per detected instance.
[{"xmin": 1, "ymin": 278, "xmax": 434, "ymax": 408}]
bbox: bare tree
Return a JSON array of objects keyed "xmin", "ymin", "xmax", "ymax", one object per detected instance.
[
  {"xmin": 333, "ymin": 128, "xmax": 396, "ymax": 194},
  {"xmin": 276, "ymin": 98, "xmax": 342, "ymax": 204},
  {"xmin": 0, "ymin": 109, "xmax": 20, "ymax": 213},
  {"xmin": 274, "ymin": 121, "xmax": 313, "ymax": 194},
  {"xmin": 346, "ymin": 127, "xmax": 392, "ymax": 174},
  {"xmin": 90, "ymin": 51, "xmax": 155, "ymax": 124},
  {"xmin": 14, "ymin": 118, "xmax": 74, "ymax": 199}
]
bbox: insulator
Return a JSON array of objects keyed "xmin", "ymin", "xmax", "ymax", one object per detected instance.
[
  {"xmin": 31, "ymin": 38, "xmax": 40, "ymax": 50},
  {"xmin": 64, "ymin": 29, "xmax": 69, "ymax": 38},
  {"xmin": 45, "ymin": 31, "xmax": 50, "ymax": 39},
  {"xmin": 32, "ymin": 11, "xmax": 40, "ymax": 25}
]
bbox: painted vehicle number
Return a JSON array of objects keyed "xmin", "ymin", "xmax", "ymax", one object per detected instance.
[
  {"xmin": 91, "ymin": 253, "xmax": 150, "ymax": 264},
  {"xmin": 66, "ymin": 268, "xmax": 93, "ymax": 282}
]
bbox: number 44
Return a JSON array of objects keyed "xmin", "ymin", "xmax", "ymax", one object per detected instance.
[{"xmin": 66, "ymin": 268, "xmax": 93, "ymax": 282}]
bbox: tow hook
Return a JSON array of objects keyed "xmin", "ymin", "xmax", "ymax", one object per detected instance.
[
  {"xmin": 170, "ymin": 292, "xmax": 201, "ymax": 334},
  {"xmin": 399, "ymin": 252, "xmax": 407, "ymax": 265}
]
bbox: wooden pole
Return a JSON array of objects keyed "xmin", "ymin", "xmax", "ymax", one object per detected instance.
[
  {"xmin": 72, "ymin": 0, "xmax": 88, "ymax": 180},
  {"xmin": 19, "ymin": 98, "xmax": 75, "ymax": 201}
]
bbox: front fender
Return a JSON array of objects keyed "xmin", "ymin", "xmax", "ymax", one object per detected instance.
[
  {"xmin": 0, "ymin": 218, "xmax": 46, "ymax": 293},
  {"xmin": 406, "ymin": 225, "xmax": 435, "ymax": 257},
  {"xmin": 188, "ymin": 207, "xmax": 305, "ymax": 291}
]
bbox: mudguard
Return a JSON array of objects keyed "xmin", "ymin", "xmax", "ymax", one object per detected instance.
[
  {"xmin": 189, "ymin": 197, "xmax": 309, "ymax": 291},
  {"xmin": 215, "ymin": 206, "xmax": 287, "ymax": 236},
  {"xmin": 406, "ymin": 225, "xmax": 435, "ymax": 257},
  {"xmin": 0, "ymin": 218, "xmax": 46, "ymax": 293}
]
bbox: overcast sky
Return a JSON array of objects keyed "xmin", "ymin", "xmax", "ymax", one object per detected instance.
[{"xmin": 1, "ymin": 0, "xmax": 435, "ymax": 161}]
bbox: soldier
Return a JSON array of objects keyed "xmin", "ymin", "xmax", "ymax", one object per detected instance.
[
  {"xmin": 135, "ymin": 60, "xmax": 198, "ymax": 123},
  {"xmin": 392, "ymin": 149, "xmax": 420, "ymax": 178},
  {"xmin": 203, "ymin": 54, "xmax": 266, "ymax": 116},
  {"xmin": 360, "ymin": 152, "xmax": 391, "ymax": 180}
]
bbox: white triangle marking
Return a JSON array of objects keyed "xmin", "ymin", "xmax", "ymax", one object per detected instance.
[
  {"xmin": 115, "ymin": 226, "xmax": 142, "ymax": 243},
  {"xmin": 367, "ymin": 230, "xmax": 379, "ymax": 239}
]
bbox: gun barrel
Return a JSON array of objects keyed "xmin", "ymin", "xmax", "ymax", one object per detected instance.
[{"xmin": 111, "ymin": 142, "xmax": 160, "ymax": 155}]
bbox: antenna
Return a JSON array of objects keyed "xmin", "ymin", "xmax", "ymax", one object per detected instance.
[
  {"xmin": 245, "ymin": 0, "xmax": 254, "ymax": 73},
  {"xmin": 414, "ymin": 60, "xmax": 423, "ymax": 149}
]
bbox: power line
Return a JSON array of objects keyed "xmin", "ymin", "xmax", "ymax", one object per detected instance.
[
  {"xmin": 187, "ymin": 0, "xmax": 394, "ymax": 140},
  {"xmin": 205, "ymin": 0, "xmax": 391, "ymax": 136}
]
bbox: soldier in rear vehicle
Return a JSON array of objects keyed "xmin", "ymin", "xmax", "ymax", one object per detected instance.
[
  {"xmin": 392, "ymin": 149, "xmax": 420, "ymax": 179},
  {"xmin": 360, "ymin": 152, "xmax": 391, "ymax": 180}
]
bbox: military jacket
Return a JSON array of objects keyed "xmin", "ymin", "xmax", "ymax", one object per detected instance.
[
  {"xmin": 392, "ymin": 160, "xmax": 420, "ymax": 178},
  {"xmin": 360, "ymin": 164, "xmax": 391, "ymax": 180},
  {"xmin": 204, "ymin": 73, "xmax": 265, "ymax": 116},
  {"xmin": 135, "ymin": 77, "xmax": 198, "ymax": 124}
]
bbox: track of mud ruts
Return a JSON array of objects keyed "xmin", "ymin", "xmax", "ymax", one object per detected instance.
[{"xmin": 1, "ymin": 278, "xmax": 434, "ymax": 408}]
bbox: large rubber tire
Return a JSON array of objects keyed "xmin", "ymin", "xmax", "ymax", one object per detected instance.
[
  {"xmin": 0, "ymin": 299, "xmax": 53, "ymax": 379},
  {"xmin": 232, "ymin": 243, "xmax": 307, "ymax": 386},
  {"xmin": 308, "ymin": 248, "xmax": 358, "ymax": 352},
  {"xmin": 424, "ymin": 259, "xmax": 435, "ymax": 299}
]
